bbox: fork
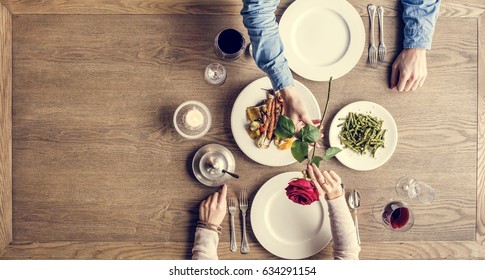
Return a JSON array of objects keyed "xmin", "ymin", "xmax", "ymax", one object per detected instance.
[
  {"xmin": 239, "ymin": 189, "xmax": 250, "ymax": 254},
  {"xmin": 228, "ymin": 196, "xmax": 237, "ymax": 252},
  {"xmin": 377, "ymin": 6, "xmax": 387, "ymax": 62},
  {"xmin": 367, "ymin": 4, "xmax": 378, "ymax": 68}
]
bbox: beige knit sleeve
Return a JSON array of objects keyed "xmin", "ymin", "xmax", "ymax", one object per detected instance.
[
  {"xmin": 191, "ymin": 227, "xmax": 219, "ymax": 260},
  {"xmin": 326, "ymin": 194, "xmax": 361, "ymax": 260}
]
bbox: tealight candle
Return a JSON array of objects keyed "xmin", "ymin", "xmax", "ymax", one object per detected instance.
[{"xmin": 184, "ymin": 107, "xmax": 204, "ymax": 129}]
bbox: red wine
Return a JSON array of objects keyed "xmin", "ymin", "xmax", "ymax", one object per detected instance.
[
  {"xmin": 217, "ymin": 29, "xmax": 244, "ymax": 54},
  {"xmin": 382, "ymin": 201, "xmax": 410, "ymax": 229}
]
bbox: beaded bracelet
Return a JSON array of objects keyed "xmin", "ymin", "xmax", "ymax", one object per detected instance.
[{"xmin": 197, "ymin": 221, "xmax": 222, "ymax": 235}]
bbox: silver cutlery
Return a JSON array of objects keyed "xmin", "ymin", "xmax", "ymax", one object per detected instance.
[
  {"xmin": 222, "ymin": 169, "xmax": 240, "ymax": 179},
  {"xmin": 367, "ymin": 4, "xmax": 378, "ymax": 68},
  {"xmin": 239, "ymin": 189, "xmax": 250, "ymax": 254},
  {"xmin": 347, "ymin": 189, "xmax": 361, "ymax": 245},
  {"xmin": 228, "ymin": 196, "xmax": 237, "ymax": 252},
  {"xmin": 377, "ymin": 6, "xmax": 387, "ymax": 62}
]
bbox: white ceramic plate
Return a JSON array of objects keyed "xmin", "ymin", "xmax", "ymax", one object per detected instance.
[
  {"xmin": 250, "ymin": 172, "xmax": 332, "ymax": 259},
  {"xmin": 329, "ymin": 101, "xmax": 398, "ymax": 171},
  {"xmin": 230, "ymin": 77, "xmax": 321, "ymax": 166},
  {"xmin": 279, "ymin": 0, "xmax": 365, "ymax": 81}
]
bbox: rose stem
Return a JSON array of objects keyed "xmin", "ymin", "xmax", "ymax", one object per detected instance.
[{"xmin": 308, "ymin": 76, "xmax": 333, "ymax": 165}]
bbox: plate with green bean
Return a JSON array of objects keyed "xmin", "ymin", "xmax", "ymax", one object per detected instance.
[{"xmin": 328, "ymin": 101, "xmax": 398, "ymax": 171}]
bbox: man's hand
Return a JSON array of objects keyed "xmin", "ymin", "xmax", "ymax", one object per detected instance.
[
  {"xmin": 391, "ymin": 48, "xmax": 428, "ymax": 92},
  {"xmin": 279, "ymin": 86, "xmax": 316, "ymax": 131}
]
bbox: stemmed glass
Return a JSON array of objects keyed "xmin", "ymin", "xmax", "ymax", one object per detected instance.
[
  {"xmin": 395, "ymin": 176, "xmax": 435, "ymax": 204},
  {"xmin": 372, "ymin": 198, "xmax": 415, "ymax": 231}
]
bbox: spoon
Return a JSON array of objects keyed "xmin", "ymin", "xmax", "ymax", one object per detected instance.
[
  {"xmin": 207, "ymin": 156, "xmax": 239, "ymax": 179},
  {"xmin": 222, "ymin": 169, "xmax": 240, "ymax": 179},
  {"xmin": 347, "ymin": 189, "xmax": 361, "ymax": 245}
]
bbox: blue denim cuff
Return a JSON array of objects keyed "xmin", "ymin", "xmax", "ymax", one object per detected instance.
[
  {"xmin": 403, "ymin": 28, "xmax": 433, "ymax": 49},
  {"xmin": 267, "ymin": 65, "xmax": 294, "ymax": 91}
]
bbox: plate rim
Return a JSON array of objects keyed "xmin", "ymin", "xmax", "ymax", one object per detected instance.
[
  {"xmin": 328, "ymin": 100, "xmax": 398, "ymax": 171},
  {"xmin": 250, "ymin": 171, "xmax": 332, "ymax": 259},
  {"xmin": 279, "ymin": 0, "xmax": 365, "ymax": 81}
]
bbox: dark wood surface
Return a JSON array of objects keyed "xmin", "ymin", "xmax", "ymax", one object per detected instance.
[{"xmin": 0, "ymin": 1, "xmax": 484, "ymax": 259}]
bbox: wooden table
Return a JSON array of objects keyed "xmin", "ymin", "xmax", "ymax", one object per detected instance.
[{"xmin": 1, "ymin": 0, "xmax": 484, "ymax": 259}]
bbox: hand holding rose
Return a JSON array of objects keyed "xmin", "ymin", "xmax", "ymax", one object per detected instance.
[
  {"xmin": 306, "ymin": 163, "xmax": 343, "ymax": 200},
  {"xmin": 285, "ymin": 178, "xmax": 320, "ymax": 205}
]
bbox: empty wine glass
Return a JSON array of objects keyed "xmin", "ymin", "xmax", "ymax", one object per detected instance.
[
  {"xmin": 395, "ymin": 176, "xmax": 435, "ymax": 204},
  {"xmin": 372, "ymin": 198, "xmax": 415, "ymax": 231}
]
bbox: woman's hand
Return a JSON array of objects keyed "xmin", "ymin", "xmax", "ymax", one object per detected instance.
[
  {"xmin": 199, "ymin": 184, "xmax": 227, "ymax": 226},
  {"xmin": 306, "ymin": 163, "xmax": 343, "ymax": 200}
]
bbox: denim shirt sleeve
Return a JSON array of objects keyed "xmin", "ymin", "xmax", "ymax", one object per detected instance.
[
  {"xmin": 402, "ymin": 0, "xmax": 441, "ymax": 49},
  {"xmin": 241, "ymin": 0, "xmax": 293, "ymax": 91}
]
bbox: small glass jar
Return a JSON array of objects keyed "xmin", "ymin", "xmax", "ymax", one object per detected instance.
[{"xmin": 204, "ymin": 63, "xmax": 227, "ymax": 86}]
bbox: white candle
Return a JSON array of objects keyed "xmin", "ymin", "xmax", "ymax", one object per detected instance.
[{"xmin": 184, "ymin": 107, "xmax": 204, "ymax": 129}]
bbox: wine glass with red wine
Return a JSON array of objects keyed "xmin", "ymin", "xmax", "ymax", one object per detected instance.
[
  {"xmin": 372, "ymin": 198, "xmax": 415, "ymax": 231},
  {"xmin": 395, "ymin": 176, "xmax": 435, "ymax": 204},
  {"xmin": 214, "ymin": 28, "xmax": 246, "ymax": 61}
]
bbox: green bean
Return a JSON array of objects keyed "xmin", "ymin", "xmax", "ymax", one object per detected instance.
[{"xmin": 338, "ymin": 112, "xmax": 386, "ymax": 158}]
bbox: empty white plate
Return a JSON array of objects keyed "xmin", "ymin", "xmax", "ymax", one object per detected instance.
[{"xmin": 280, "ymin": 0, "xmax": 365, "ymax": 81}]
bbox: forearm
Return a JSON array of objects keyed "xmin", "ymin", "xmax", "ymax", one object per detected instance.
[
  {"xmin": 241, "ymin": 0, "xmax": 293, "ymax": 90},
  {"xmin": 401, "ymin": 0, "xmax": 441, "ymax": 49},
  {"xmin": 326, "ymin": 194, "xmax": 361, "ymax": 260},
  {"xmin": 191, "ymin": 227, "xmax": 219, "ymax": 260}
]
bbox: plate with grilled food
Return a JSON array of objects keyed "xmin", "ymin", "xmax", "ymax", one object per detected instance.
[{"xmin": 231, "ymin": 77, "xmax": 321, "ymax": 166}]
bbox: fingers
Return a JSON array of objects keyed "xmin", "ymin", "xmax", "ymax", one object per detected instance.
[
  {"xmin": 211, "ymin": 191, "xmax": 219, "ymax": 208},
  {"xmin": 306, "ymin": 164, "xmax": 324, "ymax": 196},
  {"xmin": 322, "ymin": 170, "xmax": 336, "ymax": 186},
  {"xmin": 300, "ymin": 113, "xmax": 315, "ymax": 127},
  {"xmin": 218, "ymin": 184, "xmax": 228, "ymax": 203},
  {"xmin": 328, "ymin": 170, "xmax": 342, "ymax": 185},
  {"xmin": 307, "ymin": 164, "xmax": 343, "ymax": 198},
  {"xmin": 392, "ymin": 48, "xmax": 427, "ymax": 92},
  {"xmin": 397, "ymin": 72, "xmax": 408, "ymax": 92},
  {"xmin": 200, "ymin": 198, "xmax": 211, "ymax": 222},
  {"xmin": 390, "ymin": 62, "xmax": 399, "ymax": 89}
]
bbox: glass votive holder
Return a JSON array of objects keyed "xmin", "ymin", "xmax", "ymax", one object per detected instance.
[
  {"xmin": 204, "ymin": 63, "xmax": 227, "ymax": 86},
  {"xmin": 173, "ymin": 101, "xmax": 212, "ymax": 139}
]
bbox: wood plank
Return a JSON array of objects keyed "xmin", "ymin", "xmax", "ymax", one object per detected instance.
[
  {"xmin": 0, "ymin": 0, "xmax": 483, "ymax": 18},
  {"xmin": 0, "ymin": 241, "xmax": 484, "ymax": 259},
  {"xmin": 3, "ymin": 7, "xmax": 483, "ymax": 260},
  {"xmin": 0, "ymin": 3, "xmax": 12, "ymax": 255},
  {"xmin": 9, "ymin": 14, "xmax": 478, "ymax": 251},
  {"xmin": 477, "ymin": 11, "xmax": 485, "ymax": 246}
]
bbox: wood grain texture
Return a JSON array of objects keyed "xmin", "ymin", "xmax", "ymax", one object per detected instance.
[
  {"xmin": 5, "ymin": 14, "xmax": 480, "ymax": 258},
  {"xmin": 0, "ymin": 3, "xmax": 12, "ymax": 255},
  {"xmin": 0, "ymin": 241, "xmax": 484, "ymax": 260},
  {"xmin": 477, "ymin": 11, "xmax": 485, "ymax": 246},
  {"xmin": 0, "ymin": 0, "xmax": 483, "ymax": 17},
  {"xmin": 0, "ymin": 4, "xmax": 483, "ymax": 259}
]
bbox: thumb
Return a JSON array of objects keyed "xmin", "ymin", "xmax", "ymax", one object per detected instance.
[{"xmin": 390, "ymin": 64, "xmax": 399, "ymax": 89}]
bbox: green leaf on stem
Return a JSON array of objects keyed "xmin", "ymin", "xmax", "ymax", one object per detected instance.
[
  {"xmin": 324, "ymin": 147, "xmax": 342, "ymax": 160},
  {"xmin": 309, "ymin": 156, "xmax": 324, "ymax": 167},
  {"xmin": 274, "ymin": 115, "xmax": 295, "ymax": 139},
  {"xmin": 299, "ymin": 125, "xmax": 320, "ymax": 143},
  {"xmin": 291, "ymin": 140, "xmax": 309, "ymax": 163}
]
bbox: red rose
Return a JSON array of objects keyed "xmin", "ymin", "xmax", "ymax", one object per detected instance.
[{"xmin": 285, "ymin": 178, "xmax": 320, "ymax": 205}]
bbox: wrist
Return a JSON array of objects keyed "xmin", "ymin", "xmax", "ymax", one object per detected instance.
[
  {"xmin": 197, "ymin": 221, "xmax": 222, "ymax": 235},
  {"xmin": 325, "ymin": 187, "xmax": 344, "ymax": 200}
]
